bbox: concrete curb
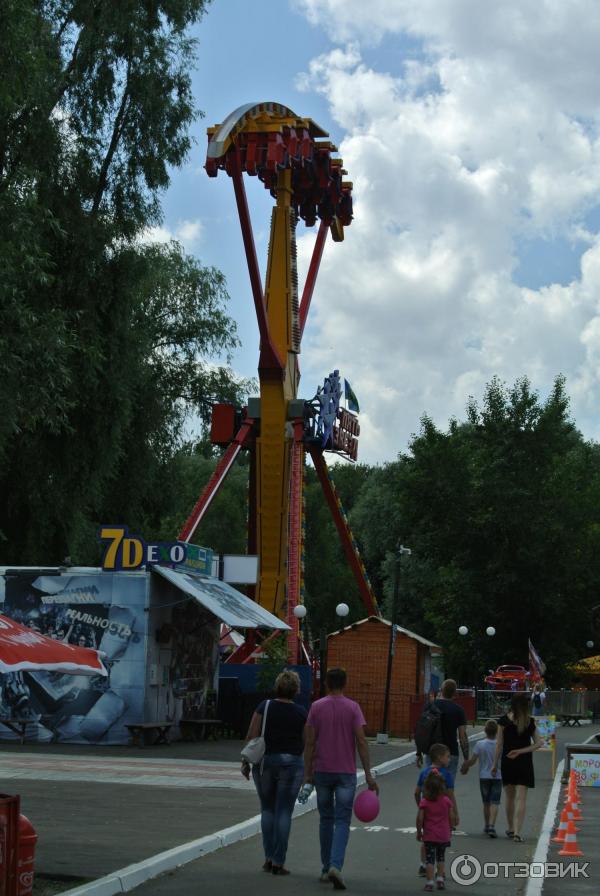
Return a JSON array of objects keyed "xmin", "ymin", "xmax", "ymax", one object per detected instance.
[
  {"xmin": 524, "ymin": 730, "xmax": 599, "ymax": 896},
  {"xmin": 59, "ymin": 734, "xmax": 483, "ymax": 895}
]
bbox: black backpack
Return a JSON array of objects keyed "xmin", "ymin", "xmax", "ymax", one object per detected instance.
[{"xmin": 414, "ymin": 701, "xmax": 444, "ymax": 754}]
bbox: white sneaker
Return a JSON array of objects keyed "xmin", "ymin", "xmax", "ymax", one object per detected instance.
[{"xmin": 328, "ymin": 867, "xmax": 347, "ymax": 890}]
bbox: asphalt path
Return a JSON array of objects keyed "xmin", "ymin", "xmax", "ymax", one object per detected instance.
[
  {"xmin": 1, "ymin": 735, "xmax": 418, "ymax": 880},
  {"xmin": 132, "ymin": 725, "xmax": 600, "ymax": 896}
]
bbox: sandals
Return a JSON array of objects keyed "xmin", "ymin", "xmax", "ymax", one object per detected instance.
[
  {"xmin": 513, "ymin": 834, "xmax": 525, "ymax": 843},
  {"xmin": 505, "ymin": 830, "xmax": 514, "ymax": 839}
]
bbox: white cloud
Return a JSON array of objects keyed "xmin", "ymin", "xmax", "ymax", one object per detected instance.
[
  {"xmin": 293, "ymin": 1, "xmax": 600, "ymax": 462},
  {"xmin": 141, "ymin": 218, "xmax": 204, "ymax": 250}
]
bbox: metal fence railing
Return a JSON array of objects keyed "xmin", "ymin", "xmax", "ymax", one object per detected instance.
[{"xmin": 476, "ymin": 689, "xmax": 600, "ymax": 721}]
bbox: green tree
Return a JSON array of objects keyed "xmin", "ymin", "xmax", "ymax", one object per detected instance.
[
  {"xmin": 0, "ymin": 1, "xmax": 255, "ymax": 564},
  {"xmin": 156, "ymin": 446, "xmax": 250, "ymax": 555},
  {"xmin": 384, "ymin": 376, "xmax": 600, "ymax": 685}
]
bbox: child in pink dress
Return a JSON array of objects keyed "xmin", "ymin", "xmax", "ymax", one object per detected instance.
[{"xmin": 416, "ymin": 770, "xmax": 457, "ymax": 891}]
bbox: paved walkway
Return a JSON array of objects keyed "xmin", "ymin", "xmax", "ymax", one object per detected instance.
[
  {"xmin": 5, "ymin": 736, "xmax": 421, "ymax": 882},
  {"xmin": 131, "ymin": 732, "xmax": 584, "ymax": 896},
  {"xmin": 540, "ymin": 775, "xmax": 599, "ymax": 896},
  {"xmin": 2, "ymin": 723, "xmax": 595, "ymax": 894}
]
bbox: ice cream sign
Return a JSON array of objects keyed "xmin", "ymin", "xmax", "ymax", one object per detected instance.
[{"xmin": 572, "ymin": 754, "xmax": 600, "ymax": 787}]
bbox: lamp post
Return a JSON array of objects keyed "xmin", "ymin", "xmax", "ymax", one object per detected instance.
[
  {"xmin": 586, "ymin": 640, "xmax": 594, "ymax": 650},
  {"xmin": 377, "ymin": 544, "xmax": 411, "ymax": 743},
  {"xmin": 317, "ymin": 603, "xmax": 350, "ymax": 695},
  {"xmin": 297, "ymin": 603, "xmax": 350, "ymax": 698}
]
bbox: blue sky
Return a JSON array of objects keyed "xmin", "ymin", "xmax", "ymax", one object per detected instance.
[{"xmin": 151, "ymin": 0, "xmax": 600, "ymax": 462}]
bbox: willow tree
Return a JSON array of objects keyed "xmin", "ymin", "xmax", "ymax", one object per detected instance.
[{"xmin": 0, "ymin": 1, "xmax": 249, "ymax": 563}]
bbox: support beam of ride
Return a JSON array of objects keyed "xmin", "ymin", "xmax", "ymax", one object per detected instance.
[
  {"xmin": 309, "ymin": 446, "xmax": 379, "ymax": 617},
  {"xmin": 202, "ymin": 102, "xmax": 357, "ymax": 625},
  {"xmin": 178, "ymin": 418, "xmax": 255, "ymax": 544},
  {"xmin": 299, "ymin": 220, "xmax": 328, "ymax": 339}
]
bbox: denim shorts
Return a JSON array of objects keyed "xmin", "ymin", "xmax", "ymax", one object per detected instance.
[{"xmin": 479, "ymin": 778, "xmax": 502, "ymax": 804}]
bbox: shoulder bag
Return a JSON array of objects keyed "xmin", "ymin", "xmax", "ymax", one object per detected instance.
[{"xmin": 241, "ymin": 699, "xmax": 270, "ymax": 764}]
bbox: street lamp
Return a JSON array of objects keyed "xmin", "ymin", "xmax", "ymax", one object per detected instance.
[
  {"xmin": 459, "ymin": 625, "xmax": 496, "ymax": 687},
  {"xmin": 586, "ymin": 640, "xmax": 594, "ymax": 650},
  {"xmin": 377, "ymin": 543, "xmax": 412, "ymax": 743},
  {"xmin": 301, "ymin": 603, "xmax": 353, "ymax": 697},
  {"xmin": 459, "ymin": 625, "xmax": 496, "ymax": 637}
]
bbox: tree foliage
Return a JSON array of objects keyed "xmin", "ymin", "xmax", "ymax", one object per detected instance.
[
  {"xmin": 0, "ymin": 0, "xmax": 254, "ymax": 564},
  {"xmin": 346, "ymin": 376, "xmax": 600, "ymax": 685}
]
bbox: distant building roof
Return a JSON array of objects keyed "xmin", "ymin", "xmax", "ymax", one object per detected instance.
[
  {"xmin": 569, "ymin": 654, "xmax": 600, "ymax": 675},
  {"xmin": 328, "ymin": 615, "xmax": 441, "ymax": 650}
]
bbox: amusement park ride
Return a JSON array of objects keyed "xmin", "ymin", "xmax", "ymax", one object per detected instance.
[{"xmin": 177, "ymin": 103, "xmax": 380, "ymax": 663}]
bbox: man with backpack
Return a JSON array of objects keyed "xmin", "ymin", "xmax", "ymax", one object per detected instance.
[
  {"xmin": 415, "ymin": 679, "xmax": 469, "ymax": 778},
  {"xmin": 531, "ymin": 684, "xmax": 546, "ymax": 716}
]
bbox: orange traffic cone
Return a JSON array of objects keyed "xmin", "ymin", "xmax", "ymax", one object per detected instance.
[
  {"xmin": 564, "ymin": 772, "xmax": 577, "ymax": 790},
  {"xmin": 552, "ymin": 808, "xmax": 569, "ymax": 842},
  {"xmin": 564, "ymin": 804, "xmax": 580, "ymax": 831},
  {"xmin": 564, "ymin": 783, "xmax": 580, "ymax": 806},
  {"xmin": 558, "ymin": 821, "xmax": 583, "ymax": 857},
  {"xmin": 566, "ymin": 797, "xmax": 582, "ymax": 821}
]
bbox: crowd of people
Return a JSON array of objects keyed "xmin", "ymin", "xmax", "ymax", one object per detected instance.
[
  {"xmin": 241, "ymin": 672, "xmax": 543, "ymax": 891},
  {"xmin": 12, "ymin": 608, "xmax": 98, "ymax": 648}
]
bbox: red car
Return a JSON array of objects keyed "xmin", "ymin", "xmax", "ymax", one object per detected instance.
[{"xmin": 485, "ymin": 665, "xmax": 531, "ymax": 690}]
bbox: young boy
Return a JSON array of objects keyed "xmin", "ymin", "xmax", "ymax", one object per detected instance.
[
  {"xmin": 460, "ymin": 719, "xmax": 502, "ymax": 837},
  {"xmin": 415, "ymin": 743, "xmax": 459, "ymax": 877}
]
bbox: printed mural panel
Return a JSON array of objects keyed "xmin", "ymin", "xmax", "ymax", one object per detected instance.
[
  {"xmin": 0, "ymin": 571, "xmax": 147, "ymax": 744},
  {"xmin": 147, "ymin": 572, "xmax": 220, "ymax": 724}
]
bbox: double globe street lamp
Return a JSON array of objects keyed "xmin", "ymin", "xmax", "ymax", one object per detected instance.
[
  {"xmin": 459, "ymin": 625, "xmax": 496, "ymax": 638},
  {"xmin": 458, "ymin": 624, "xmax": 496, "ymax": 690},
  {"xmin": 293, "ymin": 602, "xmax": 350, "ymax": 696}
]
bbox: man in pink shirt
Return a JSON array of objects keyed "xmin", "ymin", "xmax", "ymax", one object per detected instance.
[{"xmin": 303, "ymin": 667, "xmax": 379, "ymax": 890}]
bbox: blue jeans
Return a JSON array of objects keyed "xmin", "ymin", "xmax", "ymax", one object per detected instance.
[
  {"xmin": 252, "ymin": 753, "xmax": 303, "ymax": 866},
  {"xmin": 314, "ymin": 771, "xmax": 357, "ymax": 873}
]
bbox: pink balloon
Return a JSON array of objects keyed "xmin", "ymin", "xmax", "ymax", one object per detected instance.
[{"xmin": 354, "ymin": 789, "xmax": 380, "ymax": 823}]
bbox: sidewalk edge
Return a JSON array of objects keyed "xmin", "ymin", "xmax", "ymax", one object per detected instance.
[{"xmin": 523, "ymin": 759, "xmax": 564, "ymax": 896}]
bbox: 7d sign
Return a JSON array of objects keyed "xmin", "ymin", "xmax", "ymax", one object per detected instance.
[{"xmin": 99, "ymin": 526, "xmax": 187, "ymax": 571}]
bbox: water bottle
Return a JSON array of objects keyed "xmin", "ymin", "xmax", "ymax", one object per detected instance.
[{"xmin": 297, "ymin": 783, "xmax": 314, "ymax": 804}]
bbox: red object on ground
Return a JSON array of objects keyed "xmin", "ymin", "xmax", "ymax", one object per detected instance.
[
  {"xmin": 0, "ymin": 614, "xmax": 106, "ymax": 676},
  {"xmin": 0, "ymin": 793, "xmax": 20, "ymax": 895},
  {"xmin": 17, "ymin": 816, "xmax": 36, "ymax": 896},
  {"xmin": 354, "ymin": 790, "xmax": 380, "ymax": 823}
]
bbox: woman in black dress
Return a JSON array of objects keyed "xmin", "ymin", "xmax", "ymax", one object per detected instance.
[{"xmin": 491, "ymin": 693, "xmax": 542, "ymax": 842}]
